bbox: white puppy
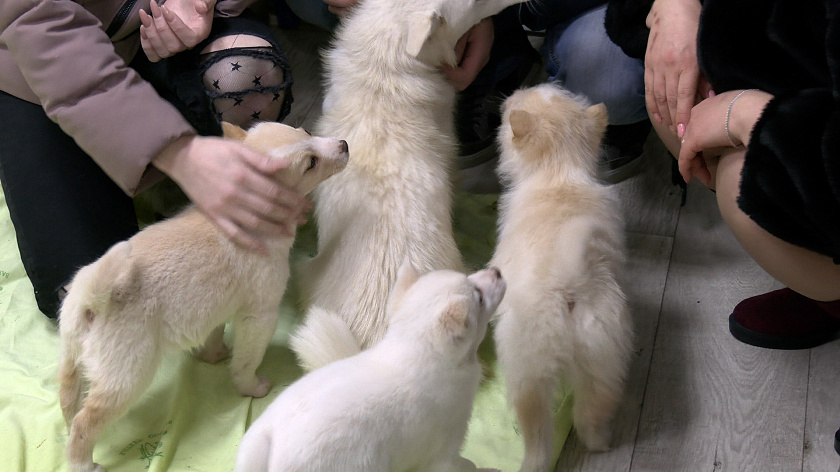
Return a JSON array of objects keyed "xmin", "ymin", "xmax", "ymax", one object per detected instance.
[
  {"xmin": 57, "ymin": 122, "xmax": 349, "ymax": 472},
  {"xmin": 490, "ymin": 84, "xmax": 634, "ymax": 471},
  {"xmin": 294, "ymin": 0, "xmax": 528, "ymax": 364},
  {"xmin": 235, "ymin": 264, "xmax": 506, "ymax": 472}
]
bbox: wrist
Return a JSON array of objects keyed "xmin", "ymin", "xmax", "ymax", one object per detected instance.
[
  {"xmin": 729, "ymin": 90, "xmax": 773, "ymax": 149},
  {"xmin": 152, "ymin": 134, "xmax": 196, "ymax": 181}
]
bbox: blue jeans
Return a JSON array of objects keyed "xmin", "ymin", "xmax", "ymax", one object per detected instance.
[
  {"xmin": 523, "ymin": 3, "xmax": 646, "ymax": 125},
  {"xmin": 281, "ymin": 0, "xmax": 338, "ymax": 30}
]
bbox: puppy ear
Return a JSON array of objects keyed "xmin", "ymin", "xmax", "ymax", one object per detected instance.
[
  {"xmin": 406, "ymin": 11, "xmax": 443, "ymax": 58},
  {"xmin": 222, "ymin": 122, "xmax": 249, "ymax": 141},
  {"xmin": 387, "ymin": 259, "xmax": 421, "ymax": 312},
  {"xmin": 438, "ymin": 298, "xmax": 470, "ymax": 340},
  {"xmin": 509, "ymin": 109, "xmax": 535, "ymax": 140},
  {"xmin": 586, "ymin": 103, "xmax": 609, "ymax": 130}
]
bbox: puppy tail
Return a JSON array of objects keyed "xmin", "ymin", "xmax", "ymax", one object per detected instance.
[
  {"xmin": 289, "ymin": 307, "xmax": 361, "ymax": 372},
  {"xmin": 57, "ymin": 241, "xmax": 134, "ymax": 427}
]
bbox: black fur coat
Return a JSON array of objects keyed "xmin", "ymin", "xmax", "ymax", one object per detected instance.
[{"xmin": 606, "ymin": 0, "xmax": 840, "ymax": 262}]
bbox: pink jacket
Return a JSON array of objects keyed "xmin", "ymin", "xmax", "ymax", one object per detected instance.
[{"xmin": 0, "ymin": 0, "xmax": 255, "ymax": 195}]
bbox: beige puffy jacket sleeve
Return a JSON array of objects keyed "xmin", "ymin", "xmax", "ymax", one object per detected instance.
[{"xmin": 0, "ymin": 0, "xmax": 256, "ymax": 196}]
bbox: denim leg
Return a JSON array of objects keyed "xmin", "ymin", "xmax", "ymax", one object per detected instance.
[
  {"xmin": 281, "ymin": 0, "xmax": 338, "ymax": 30},
  {"xmin": 543, "ymin": 5, "xmax": 647, "ymax": 125}
]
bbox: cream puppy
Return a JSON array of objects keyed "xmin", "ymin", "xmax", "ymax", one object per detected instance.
[
  {"xmin": 491, "ymin": 84, "xmax": 634, "ymax": 471},
  {"xmin": 294, "ymin": 0, "xmax": 528, "ymax": 363},
  {"xmin": 57, "ymin": 122, "xmax": 349, "ymax": 472},
  {"xmin": 235, "ymin": 264, "xmax": 506, "ymax": 472}
]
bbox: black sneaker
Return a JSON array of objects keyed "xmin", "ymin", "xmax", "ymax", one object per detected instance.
[
  {"xmin": 598, "ymin": 119, "xmax": 651, "ymax": 184},
  {"xmin": 454, "ymin": 48, "xmax": 542, "ymax": 170}
]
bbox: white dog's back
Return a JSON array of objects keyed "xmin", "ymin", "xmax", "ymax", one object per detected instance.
[
  {"xmin": 491, "ymin": 84, "xmax": 633, "ymax": 470},
  {"xmin": 295, "ymin": 0, "xmax": 527, "ymax": 360}
]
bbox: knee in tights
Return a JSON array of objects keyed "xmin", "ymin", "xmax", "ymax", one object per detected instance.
[{"xmin": 199, "ymin": 35, "xmax": 293, "ymax": 129}]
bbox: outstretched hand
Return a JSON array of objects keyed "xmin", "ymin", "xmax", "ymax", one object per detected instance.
[
  {"xmin": 441, "ymin": 18, "xmax": 494, "ymax": 91},
  {"xmin": 152, "ymin": 135, "xmax": 310, "ymax": 254},
  {"xmin": 139, "ymin": 0, "xmax": 216, "ymax": 62}
]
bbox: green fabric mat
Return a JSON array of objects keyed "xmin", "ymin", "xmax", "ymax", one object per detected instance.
[{"xmin": 0, "ymin": 183, "xmax": 570, "ymax": 471}]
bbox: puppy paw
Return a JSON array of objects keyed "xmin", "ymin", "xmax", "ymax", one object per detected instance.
[
  {"xmin": 576, "ymin": 425, "xmax": 612, "ymax": 452},
  {"xmin": 236, "ymin": 375, "xmax": 272, "ymax": 398},
  {"xmin": 196, "ymin": 343, "xmax": 232, "ymax": 364},
  {"xmin": 69, "ymin": 462, "xmax": 105, "ymax": 472}
]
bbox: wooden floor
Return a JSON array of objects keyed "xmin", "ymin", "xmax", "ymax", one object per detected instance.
[{"xmin": 270, "ymin": 21, "xmax": 840, "ymax": 472}]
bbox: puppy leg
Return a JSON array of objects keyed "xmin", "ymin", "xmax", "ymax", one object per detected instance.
[
  {"xmin": 59, "ymin": 345, "xmax": 85, "ymax": 428},
  {"xmin": 196, "ymin": 325, "xmax": 231, "ymax": 364},
  {"xmin": 230, "ymin": 310, "xmax": 279, "ymax": 397},
  {"xmin": 511, "ymin": 379, "xmax": 556, "ymax": 472},
  {"xmin": 67, "ymin": 348, "xmax": 159, "ymax": 472},
  {"xmin": 569, "ymin": 354, "xmax": 623, "ymax": 451},
  {"xmin": 568, "ymin": 296, "xmax": 630, "ymax": 451}
]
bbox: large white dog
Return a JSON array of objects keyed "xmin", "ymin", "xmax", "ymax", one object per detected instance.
[
  {"xmin": 293, "ymin": 0, "xmax": 528, "ymax": 366},
  {"xmin": 491, "ymin": 84, "xmax": 634, "ymax": 471},
  {"xmin": 236, "ymin": 264, "xmax": 506, "ymax": 472}
]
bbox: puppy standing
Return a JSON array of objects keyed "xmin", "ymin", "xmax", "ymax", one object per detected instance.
[
  {"xmin": 490, "ymin": 84, "xmax": 634, "ymax": 471},
  {"xmin": 57, "ymin": 122, "xmax": 348, "ymax": 472},
  {"xmin": 236, "ymin": 264, "xmax": 506, "ymax": 472},
  {"xmin": 293, "ymin": 0, "xmax": 527, "ymax": 366}
]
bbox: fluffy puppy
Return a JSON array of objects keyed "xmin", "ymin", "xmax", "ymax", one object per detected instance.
[
  {"xmin": 294, "ymin": 0, "xmax": 527, "ymax": 364},
  {"xmin": 235, "ymin": 264, "xmax": 506, "ymax": 472},
  {"xmin": 490, "ymin": 84, "xmax": 634, "ymax": 471},
  {"xmin": 57, "ymin": 122, "xmax": 349, "ymax": 472}
]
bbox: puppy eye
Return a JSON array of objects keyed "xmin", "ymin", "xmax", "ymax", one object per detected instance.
[
  {"xmin": 474, "ymin": 287, "xmax": 483, "ymax": 305},
  {"xmin": 306, "ymin": 156, "xmax": 318, "ymax": 171},
  {"xmin": 303, "ymin": 129, "xmax": 312, "ymax": 136}
]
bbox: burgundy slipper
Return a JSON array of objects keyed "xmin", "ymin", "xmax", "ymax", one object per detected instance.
[{"xmin": 728, "ymin": 288, "xmax": 840, "ymax": 350}]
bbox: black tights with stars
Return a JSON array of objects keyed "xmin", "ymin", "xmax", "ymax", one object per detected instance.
[{"xmin": 0, "ymin": 12, "xmax": 293, "ymax": 317}]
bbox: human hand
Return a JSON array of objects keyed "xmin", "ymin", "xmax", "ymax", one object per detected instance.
[
  {"xmin": 678, "ymin": 89, "xmax": 773, "ymax": 185},
  {"xmin": 441, "ymin": 18, "xmax": 494, "ymax": 91},
  {"xmin": 152, "ymin": 135, "xmax": 310, "ymax": 253},
  {"xmin": 324, "ymin": 0, "xmax": 358, "ymax": 17},
  {"xmin": 644, "ymin": 0, "xmax": 702, "ymax": 138},
  {"xmin": 139, "ymin": 0, "xmax": 216, "ymax": 62}
]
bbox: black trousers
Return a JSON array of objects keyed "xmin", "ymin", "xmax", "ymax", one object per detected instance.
[{"xmin": 0, "ymin": 13, "xmax": 290, "ymax": 317}]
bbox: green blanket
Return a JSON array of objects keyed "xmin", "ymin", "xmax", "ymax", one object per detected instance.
[{"xmin": 0, "ymin": 184, "xmax": 570, "ymax": 472}]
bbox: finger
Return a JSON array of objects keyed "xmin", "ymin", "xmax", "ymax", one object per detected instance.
[
  {"xmin": 140, "ymin": 16, "xmax": 173, "ymax": 62},
  {"xmin": 142, "ymin": 4, "xmax": 175, "ymax": 59},
  {"xmin": 216, "ymin": 217, "xmax": 269, "ymax": 255},
  {"xmin": 161, "ymin": 5, "xmax": 200, "ymax": 47},
  {"xmin": 230, "ymin": 203, "xmax": 297, "ymax": 239},
  {"xmin": 643, "ymin": 63, "xmax": 660, "ymax": 123},
  {"xmin": 195, "ymin": 0, "xmax": 215, "ymax": 15},
  {"xmin": 665, "ymin": 72, "xmax": 679, "ymax": 132},
  {"xmin": 139, "ymin": 25, "xmax": 162, "ymax": 63},
  {"xmin": 653, "ymin": 72, "xmax": 672, "ymax": 128},
  {"xmin": 675, "ymin": 69, "xmax": 699, "ymax": 138},
  {"xmin": 150, "ymin": 1, "xmax": 186, "ymax": 57}
]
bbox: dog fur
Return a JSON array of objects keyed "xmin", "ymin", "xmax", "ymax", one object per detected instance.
[
  {"xmin": 235, "ymin": 264, "xmax": 506, "ymax": 472},
  {"xmin": 490, "ymin": 84, "xmax": 634, "ymax": 471},
  {"xmin": 293, "ymin": 0, "xmax": 527, "ymax": 365},
  {"xmin": 57, "ymin": 122, "xmax": 348, "ymax": 472}
]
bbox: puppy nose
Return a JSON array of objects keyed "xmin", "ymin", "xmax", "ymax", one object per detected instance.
[
  {"xmin": 339, "ymin": 140, "xmax": 349, "ymax": 153},
  {"xmin": 489, "ymin": 267, "xmax": 502, "ymax": 280}
]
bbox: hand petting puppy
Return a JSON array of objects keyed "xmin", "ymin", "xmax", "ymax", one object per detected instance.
[{"xmin": 140, "ymin": 0, "xmax": 216, "ymax": 62}]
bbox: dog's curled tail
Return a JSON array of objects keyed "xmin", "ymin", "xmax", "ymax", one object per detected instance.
[{"xmin": 289, "ymin": 307, "xmax": 361, "ymax": 372}]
